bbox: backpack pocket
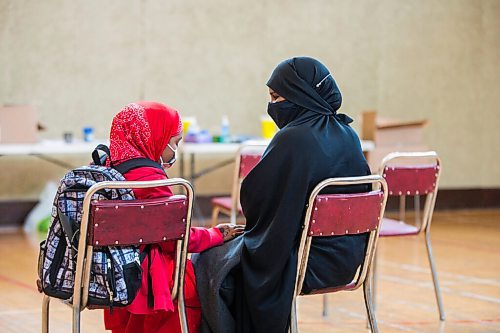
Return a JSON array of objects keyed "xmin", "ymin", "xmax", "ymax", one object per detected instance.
[
  {"xmin": 37, "ymin": 241, "xmax": 47, "ymax": 293},
  {"xmin": 38, "ymin": 240, "xmax": 46, "ymax": 279}
]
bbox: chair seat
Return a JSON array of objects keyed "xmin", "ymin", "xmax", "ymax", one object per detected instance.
[
  {"xmin": 211, "ymin": 196, "xmax": 242, "ymax": 212},
  {"xmin": 379, "ymin": 218, "xmax": 420, "ymax": 237}
]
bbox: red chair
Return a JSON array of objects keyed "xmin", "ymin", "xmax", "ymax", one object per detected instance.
[
  {"xmin": 376, "ymin": 151, "xmax": 445, "ymax": 321},
  {"xmin": 41, "ymin": 178, "xmax": 194, "ymax": 333},
  {"xmin": 291, "ymin": 175, "xmax": 388, "ymax": 333},
  {"xmin": 211, "ymin": 143, "xmax": 267, "ymax": 225}
]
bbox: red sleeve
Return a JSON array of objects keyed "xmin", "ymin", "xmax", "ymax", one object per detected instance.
[{"xmin": 188, "ymin": 227, "xmax": 224, "ymax": 253}]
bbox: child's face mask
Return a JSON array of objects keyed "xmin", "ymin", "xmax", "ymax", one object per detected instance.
[{"xmin": 160, "ymin": 143, "xmax": 177, "ymax": 169}]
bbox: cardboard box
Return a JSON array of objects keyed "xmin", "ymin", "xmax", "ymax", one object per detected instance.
[
  {"xmin": 362, "ymin": 111, "xmax": 429, "ymax": 171},
  {"xmin": 0, "ymin": 105, "xmax": 38, "ymax": 143}
]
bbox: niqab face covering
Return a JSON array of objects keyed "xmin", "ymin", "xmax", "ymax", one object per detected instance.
[{"xmin": 267, "ymin": 100, "xmax": 303, "ymax": 129}]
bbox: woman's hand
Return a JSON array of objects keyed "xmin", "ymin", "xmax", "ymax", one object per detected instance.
[{"xmin": 216, "ymin": 223, "xmax": 245, "ymax": 242}]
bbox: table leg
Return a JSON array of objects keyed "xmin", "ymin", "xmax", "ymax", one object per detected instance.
[
  {"xmin": 179, "ymin": 152, "xmax": 185, "ymax": 179},
  {"xmin": 190, "ymin": 153, "xmax": 195, "ymax": 184},
  {"xmin": 189, "ymin": 153, "xmax": 206, "ymax": 225}
]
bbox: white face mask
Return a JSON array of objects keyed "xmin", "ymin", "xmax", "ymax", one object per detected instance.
[{"xmin": 160, "ymin": 143, "xmax": 177, "ymax": 169}]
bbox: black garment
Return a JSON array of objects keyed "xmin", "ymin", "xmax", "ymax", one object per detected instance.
[
  {"xmin": 232, "ymin": 57, "xmax": 371, "ymax": 333},
  {"xmin": 267, "ymin": 56, "xmax": 348, "ymax": 122}
]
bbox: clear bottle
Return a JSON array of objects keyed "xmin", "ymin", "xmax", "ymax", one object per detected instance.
[{"xmin": 220, "ymin": 116, "xmax": 230, "ymax": 143}]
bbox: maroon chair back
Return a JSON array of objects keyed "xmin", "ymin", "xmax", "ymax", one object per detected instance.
[
  {"xmin": 88, "ymin": 195, "xmax": 188, "ymax": 246},
  {"xmin": 238, "ymin": 153, "xmax": 262, "ymax": 179},
  {"xmin": 382, "ymin": 165, "xmax": 439, "ymax": 196},
  {"xmin": 379, "ymin": 151, "xmax": 441, "ymax": 230},
  {"xmin": 295, "ymin": 175, "xmax": 388, "ymax": 296},
  {"xmin": 308, "ymin": 191, "xmax": 385, "ymax": 237}
]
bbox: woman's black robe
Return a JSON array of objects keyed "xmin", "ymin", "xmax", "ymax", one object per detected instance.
[{"xmin": 194, "ymin": 57, "xmax": 371, "ymax": 333}]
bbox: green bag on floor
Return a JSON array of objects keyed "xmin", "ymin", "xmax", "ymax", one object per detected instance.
[{"xmin": 37, "ymin": 215, "xmax": 51, "ymax": 233}]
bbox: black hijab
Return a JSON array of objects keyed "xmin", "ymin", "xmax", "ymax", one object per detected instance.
[
  {"xmin": 234, "ymin": 57, "xmax": 370, "ymax": 332},
  {"xmin": 267, "ymin": 56, "xmax": 352, "ymax": 125}
]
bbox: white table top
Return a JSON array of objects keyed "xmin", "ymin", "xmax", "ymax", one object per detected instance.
[
  {"xmin": 179, "ymin": 140, "xmax": 270, "ymax": 154},
  {"xmin": 0, "ymin": 139, "xmax": 374, "ymax": 156},
  {"xmin": 180, "ymin": 139, "xmax": 374, "ymax": 153},
  {"xmin": 0, "ymin": 140, "xmax": 104, "ymax": 155}
]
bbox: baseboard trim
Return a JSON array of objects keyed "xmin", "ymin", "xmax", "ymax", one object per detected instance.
[
  {"xmin": 2, "ymin": 188, "xmax": 499, "ymax": 228},
  {"xmin": 431, "ymin": 188, "xmax": 500, "ymax": 210},
  {"xmin": 0, "ymin": 201, "xmax": 37, "ymax": 228}
]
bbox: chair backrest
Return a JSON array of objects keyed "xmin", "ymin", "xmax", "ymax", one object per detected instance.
[
  {"xmin": 73, "ymin": 178, "xmax": 193, "ymax": 310},
  {"xmin": 379, "ymin": 151, "xmax": 441, "ymax": 231},
  {"xmin": 89, "ymin": 195, "xmax": 188, "ymax": 246},
  {"xmin": 294, "ymin": 175, "xmax": 388, "ymax": 297},
  {"xmin": 239, "ymin": 153, "xmax": 262, "ymax": 179},
  {"xmin": 230, "ymin": 142, "xmax": 267, "ymax": 214}
]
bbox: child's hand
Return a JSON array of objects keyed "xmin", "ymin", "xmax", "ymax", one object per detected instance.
[{"xmin": 216, "ymin": 223, "xmax": 245, "ymax": 242}]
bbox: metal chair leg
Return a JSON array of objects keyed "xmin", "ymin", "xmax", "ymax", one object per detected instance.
[
  {"xmin": 211, "ymin": 206, "xmax": 220, "ymax": 226},
  {"xmin": 178, "ymin": 292, "xmax": 189, "ymax": 333},
  {"xmin": 322, "ymin": 295, "xmax": 329, "ymax": 317},
  {"xmin": 372, "ymin": 250, "xmax": 379, "ymax": 313},
  {"xmin": 399, "ymin": 195, "xmax": 406, "ymax": 222},
  {"xmin": 425, "ymin": 231, "xmax": 445, "ymax": 321},
  {"xmin": 290, "ymin": 298, "xmax": 298, "ymax": 333},
  {"xmin": 42, "ymin": 295, "xmax": 50, "ymax": 333},
  {"xmin": 363, "ymin": 276, "xmax": 379, "ymax": 333},
  {"xmin": 367, "ymin": 251, "xmax": 378, "ymax": 329},
  {"xmin": 72, "ymin": 306, "xmax": 81, "ymax": 333},
  {"xmin": 230, "ymin": 209, "xmax": 237, "ymax": 225},
  {"xmin": 414, "ymin": 195, "xmax": 421, "ymax": 228}
]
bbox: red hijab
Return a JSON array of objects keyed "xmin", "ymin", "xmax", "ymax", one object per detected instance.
[{"xmin": 109, "ymin": 101, "xmax": 183, "ymax": 165}]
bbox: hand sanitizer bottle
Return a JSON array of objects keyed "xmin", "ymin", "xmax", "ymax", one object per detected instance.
[{"xmin": 220, "ymin": 116, "xmax": 230, "ymax": 143}]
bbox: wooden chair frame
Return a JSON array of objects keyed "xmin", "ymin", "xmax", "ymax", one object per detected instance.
[
  {"xmin": 291, "ymin": 175, "xmax": 388, "ymax": 333},
  {"xmin": 42, "ymin": 178, "xmax": 194, "ymax": 333},
  {"xmin": 375, "ymin": 151, "xmax": 445, "ymax": 321}
]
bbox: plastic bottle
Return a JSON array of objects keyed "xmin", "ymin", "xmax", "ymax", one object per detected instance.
[{"xmin": 220, "ymin": 116, "xmax": 230, "ymax": 143}]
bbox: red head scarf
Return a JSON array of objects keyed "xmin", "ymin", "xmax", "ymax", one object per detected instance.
[{"xmin": 109, "ymin": 101, "xmax": 183, "ymax": 165}]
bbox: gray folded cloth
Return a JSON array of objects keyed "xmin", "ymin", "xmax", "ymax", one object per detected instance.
[{"xmin": 192, "ymin": 236, "xmax": 244, "ymax": 333}]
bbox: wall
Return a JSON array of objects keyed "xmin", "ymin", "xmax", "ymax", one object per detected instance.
[{"xmin": 1, "ymin": 0, "xmax": 499, "ymax": 199}]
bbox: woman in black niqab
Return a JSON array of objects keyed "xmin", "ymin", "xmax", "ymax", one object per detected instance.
[{"xmin": 194, "ymin": 57, "xmax": 371, "ymax": 333}]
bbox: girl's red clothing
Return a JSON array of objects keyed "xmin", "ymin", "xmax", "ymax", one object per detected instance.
[
  {"xmin": 104, "ymin": 102, "xmax": 223, "ymax": 332},
  {"xmin": 104, "ymin": 167, "xmax": 223, "ymax": 332}
]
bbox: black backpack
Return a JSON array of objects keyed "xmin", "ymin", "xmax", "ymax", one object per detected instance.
[{"xmin": 38, "ymin": 145, "xmax": 163, "ymax": 309}]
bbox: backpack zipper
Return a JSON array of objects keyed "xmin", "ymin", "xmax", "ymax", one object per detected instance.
[{"xmin": 105, "ymin": 248, "xmax": 117, "ymax": 311}]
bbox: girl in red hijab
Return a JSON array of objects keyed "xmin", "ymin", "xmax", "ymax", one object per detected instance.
[{"xmin": 103, "ymin": 101, "xmax": 243, "ymax": 333}]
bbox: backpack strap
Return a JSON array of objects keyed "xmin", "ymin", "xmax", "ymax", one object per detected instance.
[
  {"xmin": 146, "ymin": 246, "xmax": 154, "ymax": 308},
  {"xmin": 136, "ymin": 244, "xmax": 154, "ymax": 308},
  {"xmin": 58, "ymin": 208, "xmax": 79, "ymax": 250},
  {"xmin": 92, "ymin": 144, "xmax": 163, "ymax": 175},
  {"xmin": 92, "ymin": 144, "xmax": 112, "ymax": 166},
  {"xmin": 113, "ymin": 158, "xmax": 164, "ymax": 175}
]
